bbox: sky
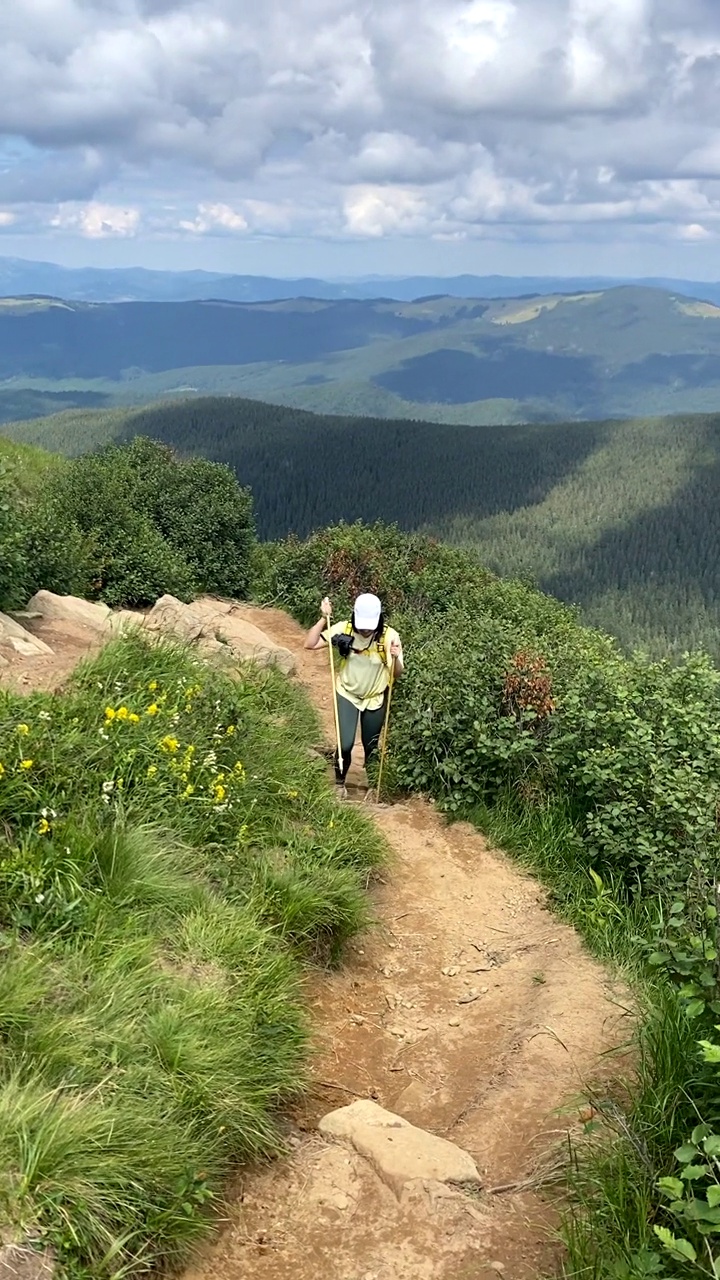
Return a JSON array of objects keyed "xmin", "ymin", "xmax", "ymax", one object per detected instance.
[{"xmin": 2, "ymin": 0, "xmax": 720, "ymax": 277}]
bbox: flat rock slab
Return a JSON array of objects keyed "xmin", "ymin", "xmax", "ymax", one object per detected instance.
[
  {"xmin": 27, "ymin": 591, "xmax": 110, "ymax": 633},
  {"xmin": 318, "ymin": 1099, "xmax": 482, "ymax": 1197},
  {"xmin": 0, "ymin": 611, "xmax": 53, "ymax": 657}
]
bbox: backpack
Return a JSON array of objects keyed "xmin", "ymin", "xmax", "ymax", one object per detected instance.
[{"xmin": 342, "ymin": 620, "xmax": 390, "ymax": 667}]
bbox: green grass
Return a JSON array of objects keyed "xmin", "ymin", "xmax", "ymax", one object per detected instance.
[
  {"xmin": 0, "ymin": 436, "xmax": 63, "ymax": 495},
  {"xmin": 0, "ymin": 632, "xmax": 384, "ymax": 1276}
]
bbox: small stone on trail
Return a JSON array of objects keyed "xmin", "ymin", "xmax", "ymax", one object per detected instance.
[
  {"xmin": 448, "ymin": 1018, "xmax": 461, "ymax": 1027},
  {"xmin": 490, "ymin": 1263, "xmax": 506, "ymax": 1274},
  {"xmin": 318, "ymin": 1100, "xmax": 481, "ymax": 1197}
]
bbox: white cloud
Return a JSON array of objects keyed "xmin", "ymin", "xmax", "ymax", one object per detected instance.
[
  {"xmin": 1, "ymin": 0, "xmax": 720, "ymax": 259},
  {"xmin": 180, "ymin": 201, "xmax": 248, "ymax": 233},
  {"xmin": 343, "ymin": 186, "xmax": 430, "ymax": 236},
  {"xmin": 677, "ymin": 221, "xmax": 713, "ymax": 241},
  {"xmin": 51, "ymin": 201, "xmax": 141, "ymax": 237},
  {"xmin": 0, "ymin": 211, "xmax": 16, "ymax": 226}
]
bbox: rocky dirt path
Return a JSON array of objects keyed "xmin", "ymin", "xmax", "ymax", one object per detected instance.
[
  {"xmin": 0, "ymin": 600, "xmax": 630, "ymax": 1280},
  {"xmin": 180, "ymin": 606, "xmax": 630, "ymax": 1280}
]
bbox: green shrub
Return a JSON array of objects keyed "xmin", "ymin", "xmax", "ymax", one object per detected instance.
[
  {"xmin": 44, "ymin": 437, "xmax": 255, "ymax": 606},
  {"xmin": 0, "ymin": 462, "xmax": 28, "ymax": 610},
  {"xmin": 119, "ymin": 438, "xmax": 255, "ymax": 598}
]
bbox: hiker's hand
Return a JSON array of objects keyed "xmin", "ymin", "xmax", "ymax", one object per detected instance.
[
  {"xmin": 390, "ymin": 639, "xmax": 402, "ymax": 658},
  {"xmin": 321, "ymin": 596, "xmax": 332, "ymax": 618}
]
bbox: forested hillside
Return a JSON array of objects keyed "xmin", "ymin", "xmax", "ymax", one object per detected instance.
[
  {"xmin": 4, "ymin": 285, "xmax": 720, "ymax": 423},
  {"xmin": 5, "ymin": 395, "xmax": 719, "ymax": 660}
]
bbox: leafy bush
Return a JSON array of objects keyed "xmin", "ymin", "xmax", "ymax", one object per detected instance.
[
  {"xmin": 0, "ymin": 461, "xmax": 28, "ymax": 610},
  {"xmin": 45, "ymin": 437, "xmax": 255, "ymax": 606},
  {"xmin": 255, "ymin": 521, "xmax": 720, "ymax": 901},
  {"xmin": 0, "ymin": 633, "xmax": 384, "ymax": 1275}
]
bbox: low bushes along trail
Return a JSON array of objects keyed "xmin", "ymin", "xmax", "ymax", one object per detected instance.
[{"xmin": 1, "ymin": 602, "xmax": 629, "ymax": 1280}]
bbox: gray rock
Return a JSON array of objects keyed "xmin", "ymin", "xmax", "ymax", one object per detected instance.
[
  {"xmin": 143, "ymin": 596, "xmax": 296, "ymax": 674},
  {"xmin": 104, "ymin": 610, "xmax": 145, "ymax": 635},
  {"xmin": 0, "ymin": 612, "xmax": 53, "ymax": 657},
  {"xmin": 318, "ymin": 1100, "xmax": 481, "ymax": 1197},
  {"xmin": 26, "ymin": 591, "xmax": 110, "ymax": 633}
]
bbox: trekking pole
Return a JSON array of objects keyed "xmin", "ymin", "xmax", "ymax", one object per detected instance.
[
  {"xmin": 374, "ymin": 656, "xmax": 396, "ymax": 804},
  {"xmin": 326, "ymin": 606, "xmax": 344, "ymax": 777}
]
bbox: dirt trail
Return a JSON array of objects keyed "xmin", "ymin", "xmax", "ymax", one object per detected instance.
[
  {"xmin": 1, "ymin": 603, "xmax": 630, "ymax": 1280},
  {"xmin": 180, "ymin": 606, "xmax": 630, "ymax": 1280}
]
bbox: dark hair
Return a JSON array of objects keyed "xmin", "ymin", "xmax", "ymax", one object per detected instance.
[{"xmin": 351, "ymin": 610, "xmax": 385, "ymax": 643}]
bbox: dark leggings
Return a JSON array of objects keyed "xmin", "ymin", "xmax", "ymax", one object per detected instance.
[{"xmin": 334, "ymin": 692, "xmax": 388, "ymax": 782}]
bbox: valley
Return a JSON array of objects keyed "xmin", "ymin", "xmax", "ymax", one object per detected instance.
[{"xmin": 3, "ymin": 285, "xmax": 720, "ymax": 426}]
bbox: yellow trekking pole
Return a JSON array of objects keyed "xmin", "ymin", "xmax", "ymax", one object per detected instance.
[
  {"xmin": 374, "ymin": 655, "xmax": 396, "ymax": 804},
  {"xmin": 325, "ymin": 605, "xmax": 344, "ymax": 780}
]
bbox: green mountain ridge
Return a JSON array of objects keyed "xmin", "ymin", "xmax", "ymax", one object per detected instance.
[{"xmin": 3, "ymin": 284, "xmax": 720, "ymax": 424}]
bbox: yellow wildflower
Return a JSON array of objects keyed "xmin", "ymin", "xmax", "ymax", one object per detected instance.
[
  {"xmin": 213, "ymin": 783, "xmax": 227, "ymax": 802},
  {"xmin": 146, "ymin": 704, "xmax": 159, "ymax": 717},
  {"xmin": 116, "ymin": 707, "xmax": 129, "ymax": 721},
  {"xmin": 128, "ymin": 713, "xmax": 140, "ymax": 724},
  {"xmin": 233, "ymin": 761, "xmax": 245, "ymax": 778},
  {"xmin": 160, "ymin": 736, "xmax": 179, "ymax": 753},
  {"xmin": 0, "ymin": 762, "xmax": 4, "ymax": 778},
  {"xmin": 38, "ymin": 818, "xmax": 51, "ymax": 835},
  {"xmin": 148, "ymin": 680, "xmax": 158, "ymax": 692},
  {"xmin": 183, "ymin": 784, "xmax": 195, "ymax": 797},
  {"xmin": 104, "ymin": 707, "xmax": 116, "ymax": 721},
  {"xmin": 17, "ymin": 724, "xmax": 30, "ymax": 736},
  {"xmin": 20, "ymin": 759, "xmax": 33, "ymax": 771},
  {"xmin": 147, "ymin": 765, "xmax": 158, "ymax": 778},
  {"xmin": 287, "ymin": 790, "xmax": 299, "ymax": 800},
  {"xmin": 225, "ymin": 725, "xmax": 236, "ymax": 736}
]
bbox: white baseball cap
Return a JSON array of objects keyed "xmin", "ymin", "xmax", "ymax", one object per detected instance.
[{"xmin": 354, "ymin": 593, "xmax": 382, "ymax": 629}]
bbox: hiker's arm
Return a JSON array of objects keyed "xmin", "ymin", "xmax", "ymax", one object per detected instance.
[
  {"xmin": 304, "ymin": 597, "xmax": 333, "ymax": 650},
  {"xmin": 390, "ymin": 637, "xmax": 404, "ymax": 678}
]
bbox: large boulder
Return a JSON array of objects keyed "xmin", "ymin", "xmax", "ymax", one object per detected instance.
[
  {"xmin": 142, "ymin": 595, "xmax": 205, "ymax": 642},
  {"xmin": 26, "ymin": 591, "xmax": 110, "ymax": 633},
  {"xmin": 0, "ymin": 611, "xmax": 53, "ymax": 657},
  {"xmin": 318, "ymin": 1100, "xmax": 482, "ymax": 1197},
  {"xmin": 141, "ymin": 596, "xmax": 296, "ymax": 675},
  {"xmin": 209, "ymin": 612, "xmax": 296, "ymax": 675}
]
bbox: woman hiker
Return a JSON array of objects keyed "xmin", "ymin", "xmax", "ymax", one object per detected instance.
[{"xmin": 304, "ymin": 592, "xmax": 404, "ymax": 798}]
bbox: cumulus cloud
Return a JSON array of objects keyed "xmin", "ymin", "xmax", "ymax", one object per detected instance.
[
  {"xmin": 1, "ymin": 0, "xmax": 720, "ymax": 252},
  {"xmin": 50, "ymin": 202, "xmax": 141, "ymax": 238}
]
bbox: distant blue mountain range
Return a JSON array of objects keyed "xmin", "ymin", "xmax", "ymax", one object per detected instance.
[{"xmin": 2, "ymin": 255, "xmax": 720, "ymax": 306}]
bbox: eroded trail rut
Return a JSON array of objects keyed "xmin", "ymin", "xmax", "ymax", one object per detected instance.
[{"xmin": 182, "ymin": 608, "xmax": 629, "ymax": 1280}]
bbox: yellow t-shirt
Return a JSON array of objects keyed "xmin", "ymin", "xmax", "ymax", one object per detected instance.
[{"xmin": 322, "ymin": 621, "xmax": 402, "ymax": 712}]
